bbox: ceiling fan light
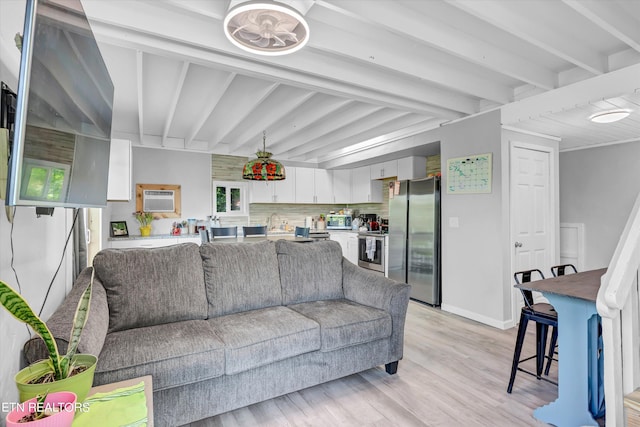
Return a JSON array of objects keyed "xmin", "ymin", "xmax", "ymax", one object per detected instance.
[
  {"xmin": 589, "ymin": 109, "xmax": 632, "ymax": 124},
  {"xmin": 224, "ymin": 1, "xmax": 309, "ymax": 56}
]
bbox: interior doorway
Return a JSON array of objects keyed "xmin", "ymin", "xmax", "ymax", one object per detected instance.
[{"xmin": 510, "ymin": 141, "xmax": 556, "ymax": 322}]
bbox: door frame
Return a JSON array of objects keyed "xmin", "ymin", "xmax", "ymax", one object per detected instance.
[{"xmin": 509, "ymin": 140, "xmax": 558, "ymax": 326}]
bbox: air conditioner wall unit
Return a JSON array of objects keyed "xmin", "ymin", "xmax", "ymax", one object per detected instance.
[{"xmin": 143, "ymin": 189, "xmax": 175, "ymax": 212}]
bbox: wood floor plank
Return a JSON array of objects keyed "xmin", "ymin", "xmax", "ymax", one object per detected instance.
[{"xmin": 187, "ymin": 301, "xmax": 602, "ymax": 426}]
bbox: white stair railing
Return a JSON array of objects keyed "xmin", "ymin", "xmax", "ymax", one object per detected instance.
[{"xmin": 597, "ymin": 191, "xmax": 640, "ymax": 426}]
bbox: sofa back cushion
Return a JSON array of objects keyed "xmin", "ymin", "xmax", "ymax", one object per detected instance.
[
  {"xmin": 276, "ymin": 240, "xmax": 344, "ymax": 305},
  {"xmin": 200, "ymin": 240, "xmax": 282, "ymax": 317},
  {"xmin": 93, "ymin": 243, "xmax": 208, "ymax": 333}
]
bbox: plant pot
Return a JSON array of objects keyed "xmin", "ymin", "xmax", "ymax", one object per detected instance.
[
  {"xmin": 15, "ymin": 355, "xmax": 97, "ymax": 403},
  {"xmin": 139, "ymin": 225, "xmax": 151, "ymax": 236},
  {"xmin": 6, "ymin": 391, "xmax": 77, "ymax": 427}
]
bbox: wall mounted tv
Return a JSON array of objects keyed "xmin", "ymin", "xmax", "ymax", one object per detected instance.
[{"xmin": 6, "ymin": 0, "xmax": 114, "ymax": 208}]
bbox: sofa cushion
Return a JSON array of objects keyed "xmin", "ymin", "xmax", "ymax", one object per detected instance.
[
  {"xmin": 200, "ymin": 240, "xmax": 282, "ymax": 317},
  {"xmin": 95, "ymin": 320, "xmax": 225, "ymax": 391},
  {"xmin": 208, "ymin": 306, "xmax": 320, "ymax": 375},
  {"xmin": 288, "ymin": 299, "xmax": 392, "ymax": 352},
  {"xmin": 276, "ymin": 240, "xmax": 344, "ymax": 305},
  {"xmin": 93, "ymin": 243, "xmax": 208, "ymax": 333}
]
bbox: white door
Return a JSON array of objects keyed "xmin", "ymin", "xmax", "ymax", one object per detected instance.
[{"xmin": 511, "ymin": 143, "xmax": 555, "ymax": 319}]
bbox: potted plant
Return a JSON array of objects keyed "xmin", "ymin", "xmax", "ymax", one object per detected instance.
[
  {"xmin": 0, "ymin": 270, "xmax": 96, "ymax": 403},
  {"xmin": 5, "ymin": 391, "xmax": 77, "ymax": 427},
  {"xmin": 133, "ymin": 211, "xmax": 154, "ymax": 236}
]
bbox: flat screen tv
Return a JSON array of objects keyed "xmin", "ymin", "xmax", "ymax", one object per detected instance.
[{"xmin": 6, "ymin": 0, "xmax": 114, "ymax": 208}]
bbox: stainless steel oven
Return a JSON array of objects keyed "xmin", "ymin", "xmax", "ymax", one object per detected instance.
[{"xmin": 357, "ymin": 234, "xmax": 385, "ymax": 274}]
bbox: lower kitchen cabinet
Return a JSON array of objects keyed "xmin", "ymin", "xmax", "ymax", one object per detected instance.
[
  {"xmin": 329, "ymin": 232, "xmax": 359, "ymax": 265},
  {"xmin": 109, "ymin": 236, "xmax": 201, "ymax": 248}
]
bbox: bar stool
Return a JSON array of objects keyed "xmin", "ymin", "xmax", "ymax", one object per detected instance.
[
  {"xmin": 507, "ymin": 269, "xmax": 558, "ymax": 393},
  {"xmin": 211, "ymin": 226, "xmax": 238, "ymax": 239},
  {"xmin": 243, "ymin": 225, "xmax": 267, "ymax": 237},
  {"xmin": 544, "ymin": 264, "xmax": 578, "ymax": 375},
  {"xmin": 294, "ymin": 226, "xmax": 310, "ymax": 238}
]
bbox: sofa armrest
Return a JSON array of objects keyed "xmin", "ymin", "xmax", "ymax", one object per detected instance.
[
  {"xmin": 342, "ymin": 260, "xmax": 411, "ymax": 363},
  {"xmin": 23, "ymin": 267, "xmax": 109, "ymax": 365}
]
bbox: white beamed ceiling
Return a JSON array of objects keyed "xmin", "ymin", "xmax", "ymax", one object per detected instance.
[{"xmin": 78, "ymin": 0, "xmax": 640, "ymax": 166}]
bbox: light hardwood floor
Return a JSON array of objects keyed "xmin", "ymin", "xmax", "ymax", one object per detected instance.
[{"xmin": 189, "ymin": 301, "xmax": 583, "ymax": 426}]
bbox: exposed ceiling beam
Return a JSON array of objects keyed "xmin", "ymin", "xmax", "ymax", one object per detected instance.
[
  {"xmin": 313, "ymin": 0, "xmax": 557, "ymax": 91},
  {"xmin": 292, "ymin": 111, "xmax": 419, "ymax": 161},
  {"xmin": 446, "ymin": 0, "xmax": 606, "ymax": 75},
  {"xmin": 185, "ymin": 72, "xmax": 236, "ymax": 148},
  {"xmin": 271, "ymin": 103, "xmax": 385, "ymax": 155},
  {"xmin": 307, "ymin": 10, "xmax": 512, "ymax": 103},
  {"xmin": 221, "ymin": 89, "xmax": 317, "ymax": 153},
  {"xmin": 562, "ymin": 0, "xmax": 640, "ymax": 54},
  {"xmin": 84, "ymin": 1, "xmax": 468, "ymax": 118},
  {"xmin": 162, "ymin": 61, "xmax": 190, "ymax": 146},
  {"xmin": 210, "ymin": 82, "xmax": 280, "ymax": 149},
  {"xmin": 238, "ymin": 96, "xmax": 354, "ymax": 153}
]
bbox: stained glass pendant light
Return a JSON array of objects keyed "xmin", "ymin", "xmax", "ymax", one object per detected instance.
[{"xmin": 242, "ymin": 131, "xmax": 286, "ymax": 181}]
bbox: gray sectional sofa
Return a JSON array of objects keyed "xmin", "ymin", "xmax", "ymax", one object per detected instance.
[{"xmin": 24, "ymin": 240, "xmax": 410, "ymax": 426}]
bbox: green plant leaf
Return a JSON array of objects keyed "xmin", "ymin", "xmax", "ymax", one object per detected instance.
[
  {"xmin": 61, "ymin": 268, "xmax": 93, "ymax": 376},
  {"xmin": 0, "ymin": 279, "xmax": 63, "ymax": 379}
]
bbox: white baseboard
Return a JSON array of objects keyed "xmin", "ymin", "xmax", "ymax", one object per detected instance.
[{"xmin": 440, "ymin": 303, "xmax": 514, "ymax": 330}]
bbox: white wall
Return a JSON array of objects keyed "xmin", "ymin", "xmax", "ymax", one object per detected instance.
[
  {"xmin": 104, "ymin": 147, "xmax": 212, "ymax": 243},
  {"xmin": 560, "ymin": 140, "xmax": 640, "ymax": 269},
  {"xmin": 438, "ymin": 110, "xmax": 510, "ymax": 328},
  {"xmin": 1, "ymin": 0, "xmax": 74, "ymax": 417}
]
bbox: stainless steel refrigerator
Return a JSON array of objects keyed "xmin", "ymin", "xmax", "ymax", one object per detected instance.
[{"xmin": 388, "ymin": 177, "xmax": 441, "ymax": 305}]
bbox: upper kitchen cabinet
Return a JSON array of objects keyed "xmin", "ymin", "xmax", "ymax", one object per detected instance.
[
  {"xmin": 397, "ymin": 156, "xmax": 427, "ymax": 180},
  {"xmin": 295, "ymin": 168, "xmax": 333, "ymax": 204},
  {"xmin": 107, "ymin": 139, "xmax": 132, "ymax": 201},
  {"xmin": 249, "ymin": 168, "xmax": 296, "ymax": 203},
  {"xmin": 332, "ymin": 169, "xmax": 351, "ymax": 204},
  {"xmin": 351, "ymin": 166, "xmax": 383, "ymax": 203},
  {"xmin": 370, "ymin": 160, "xmax": 398, "ymax": 179}
]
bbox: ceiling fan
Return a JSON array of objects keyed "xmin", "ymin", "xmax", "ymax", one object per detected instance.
[{"xmin": 223, "ymin": 0, "xmax": 311, "ymax": 55}]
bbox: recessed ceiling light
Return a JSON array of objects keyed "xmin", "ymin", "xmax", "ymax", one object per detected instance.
[
  {"xmin": 224, "ymin": 1, "xmax": 310, "ymax": 56},
  {"xmin": 589, "ymin": 109, "xmax": 632, "ymax": 124}
]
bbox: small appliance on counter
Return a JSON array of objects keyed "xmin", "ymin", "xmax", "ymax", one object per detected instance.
[
  {"xmin": 380, "ymin": 218, "xmax": 389, "ymax": 234},
  {"xmin": 326, "ymin": 214, "xmax": 352, "ymax": 230}
]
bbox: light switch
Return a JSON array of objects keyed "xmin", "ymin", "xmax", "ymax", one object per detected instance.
[{"xmin": 449, "ymin": 217, "xmax": 459, "ymax": 228}]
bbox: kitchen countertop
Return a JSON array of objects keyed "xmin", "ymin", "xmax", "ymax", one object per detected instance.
[
  {"xmin": 109, "ymin": 234, "xmax": 313, "ymax": 243},
  {"xmin": 108, "ymin": 234, "xmax": 201, "ymax": 241}
]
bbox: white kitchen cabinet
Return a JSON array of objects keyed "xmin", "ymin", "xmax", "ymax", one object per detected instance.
[
  {"xmin": 109, "ymin": 235, "xmax": 202, "ymax": 248},
  {"xmin": 109, "ymin": 237, "xmax": 178, "ymax": 249},
  {"xmin": 370, "ymin": 160, "xmax": 398, "ymax": 179},
  {"xmin": 273, "ymin": 168, "xmax": 296, "ymax": 203},
  {"xmin": 295, "ymin": 167, "xmax": 314, "ymax": 203},
  {"xmin": 397, "ymin": 156, "xmax": 427, "ymax": 180},
  {"xmin": 330, "ymin": 232, "xmax": 359, "ymax": 265},
  {"xmin": 249, "ymin": 168, "xmax": 296, "ymax": 203},
  {"xmin": 295, "ymin": 168, "xmax": 333, "ymax": 204},
  {"xmin": 351, "ymin": 166, "xmax": 383, "ymax": 203},
  {"xmin": 249, "ymin": 181, "xmax": 274, "ymax": 203},
  {"xmin": 107, "ymin": 139, "xmax": 132, "ymax": 201},
  {"xmin": 332, "ymin": 169, "xmax": 351, "ymax": 204},
  {"xmin": 314, "ymin": 169, "xmax": 333, "ymax": 203},
  {"xmin": 345, "ymin": 233, "xmax": 359, "ymax": 265}
]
